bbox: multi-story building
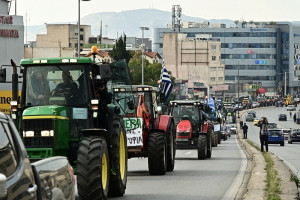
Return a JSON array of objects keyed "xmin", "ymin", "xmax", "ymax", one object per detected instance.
[
  {"xmin": 25, "ymin": 24, "xmax": 91, "ymax": 58},
  {"xmin": 163, "ymin": 33, "xmax": 225, "ymax": 98},
  {"xmin": 153, "ymin": 22, "xmax": 300, "ymax": 96}
]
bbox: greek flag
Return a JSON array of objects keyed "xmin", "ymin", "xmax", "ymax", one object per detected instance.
[
  {"xmin": 207, "ymin": 96, "xmax": 215, "ymax": 112},
  {"xmin": 159, "ymin": 64, "xmax": 173, "ymax": 100}
]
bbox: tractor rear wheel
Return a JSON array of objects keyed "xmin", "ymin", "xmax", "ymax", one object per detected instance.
[
  {"xmin": 148, "ymin": 132, "xmax": 167, "ymax": 175},
  {"xmin": 198, "ymin": 135, "xmax": 207, "ymax": 160},
  {"xmin": 212, "ymin": 131, "xmax": 218, "ymax": 147},
  {"xmin": 166, "ymin": 121, "xmax": 175, "ymax": 172},
  {"xmin": 77, "ymin": 136, "xmax": 109, "ymax": 200},
  {"xmin": 206, "ymin": 129, "xmax": 212, "ymax": 158},
  {"xmin": 108, "ymin": 120, "xmax": 127, "ymax": 197}
]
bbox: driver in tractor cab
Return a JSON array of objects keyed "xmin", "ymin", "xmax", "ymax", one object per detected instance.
[
  {"xmin": 30, "ymin": 70, "xmax": 50, "ymax": 105},
  {"xmin": 53, "ymin": 70, "xmax": 79, "ymax": 104},
  {"xmin": 95, "ymin": 79, "xmax": 110, "ymax": 129}
]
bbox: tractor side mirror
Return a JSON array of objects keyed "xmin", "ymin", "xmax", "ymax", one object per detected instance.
[
  {"xmin": 98, "ymin": 64, "xmax": 111, "ymax": 81},
  {"xmin": 127, "ymin": 99, "xmax": 135, "ymax": 110},
  {"xmin": 114, "ymin": 106, "xmax": 120, "ymax": 114},
  {"xmin": 0, "ymin": 68, "xmax": 6, "ymax": 83},
  {"xmin": 0, "ymin": 173, "xmax": 7, "ymax": 199}
]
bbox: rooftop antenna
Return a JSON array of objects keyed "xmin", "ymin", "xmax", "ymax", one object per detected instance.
[{"xmin": 172, "ymin": 5, "xmax": 182, "ymax": 32}]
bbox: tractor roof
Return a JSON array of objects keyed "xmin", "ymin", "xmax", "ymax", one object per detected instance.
[{"xmin": 20, "ymin": 57, "xmax": 94, "ymax": 65}]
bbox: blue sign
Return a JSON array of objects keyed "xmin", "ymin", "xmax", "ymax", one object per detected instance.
[{"xmin": 255, "ymin": 60, "xmax": 267, "ymax": 64}]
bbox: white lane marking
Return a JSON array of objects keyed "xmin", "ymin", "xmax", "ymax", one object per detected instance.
[
  {"xmin": 222, "ymin": 135, "xmax": 247, "ymax": 200},
  {"xmin": 186, "ymin": 151, "xmax": 192, "ymax": 155}
]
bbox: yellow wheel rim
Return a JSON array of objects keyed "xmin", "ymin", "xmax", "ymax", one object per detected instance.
[
  {"xmin": 102, "ymin": 153, "xmax": 108, "ymax": 189},
  {"xmin": 119, "ymin": 130, "xmax": 126, "ymax": 180}
]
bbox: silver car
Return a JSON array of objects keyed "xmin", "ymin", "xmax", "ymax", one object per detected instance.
[{"xmin": 245, "ymin": 114, "xmax": 254, "ymax": 121}]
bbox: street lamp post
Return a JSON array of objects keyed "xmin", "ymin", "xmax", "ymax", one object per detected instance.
[
  {"xmin": 78, "ymin": 0, "xmax": 91, "ymax": 57},
  {"xmin": 140, "ymin": 27, "xmax": 149, "ymax": 85}
]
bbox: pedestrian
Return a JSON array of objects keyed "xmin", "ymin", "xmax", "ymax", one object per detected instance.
[
  {"xmin": 294, "ymin": 113, "xmax": 296, "ymax": 123},
  {"xmin": 259, "ymin": 117, "xmax": 269, "ymax": 152},
  {"xmin": 239, "ymin": 120, "xmax": 243, "ymax": 130},
  {"xmin": 242, "ymin": 123, "xmax": 248, "ymax": 139},
  {"xmin": 290, "ymin": 111, "xmax": 292, "ymax": 118}
]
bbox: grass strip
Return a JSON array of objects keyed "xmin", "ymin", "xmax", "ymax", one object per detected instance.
[{"xmin": 246, "ymin": 140, "xmax": 281, "ymax": 200}]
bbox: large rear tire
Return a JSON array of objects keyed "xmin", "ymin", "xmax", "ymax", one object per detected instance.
[
  {"xmin": 77, "ymin": 136, "xmax": 109, "ymax": 200},
  {"xmin": 206, "ymin": 129, "xmax": 212, "ymax": 158},
  {"xmin": 166, "ymin": 121, "xmax": 175, "ymax": 172},
  {"xmin": 148, "ymin": 132, "xmax": 167, "ymax": 175},
  {"xmin": 197, "ymin": 135, "xmax": 207, "ymax": 160},
  {"xmin": 212, "ymin": 131, "xmax": 217, "ymax": 147},
  {"xmin": 108, "ymin": 120, "xmax": 127, "ymax": 197}
]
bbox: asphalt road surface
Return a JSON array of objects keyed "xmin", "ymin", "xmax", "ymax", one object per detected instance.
[
  {"xmin": 116, "ymin": 135, "xmax": 246, "ymax": 200},
  {"xmin": 242, "ymin": 106, "xmax": 300, "ymax": 178}
]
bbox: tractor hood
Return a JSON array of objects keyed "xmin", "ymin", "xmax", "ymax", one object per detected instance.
[
  {"xmin": 22, "ymin": 106, "xmax": 69, "ymax": 119},
  {"xmin": 177, "ymin": 120, "xmax": 192, "ymax": 132}
]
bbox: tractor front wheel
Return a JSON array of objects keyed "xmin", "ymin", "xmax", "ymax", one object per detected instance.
[
  {"xmin": 77, "ymin": 136, "xmax": 109, "ymax": 200},
  {"xmin": 108, "ymin": 120, "xmax": 128, "ymax": 197},
  {"xmin": 198, "ymin": 135, "xmax": 207, "ymax": 160},
  {"xmin": 148, "ymin": 132, "xmax": 167, "ymax": 175},
  {"xmin": 166, "ymin": 121, "xmax": 175, "ymax": 172}
]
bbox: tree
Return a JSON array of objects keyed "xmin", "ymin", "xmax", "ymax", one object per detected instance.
[
  {"xmin": 128, "ymin": 51, "xmax": 175, "ymax": 87},
  {"xmin": 111, "ymin": 34, "xmax": 131, "ymax": 63}
]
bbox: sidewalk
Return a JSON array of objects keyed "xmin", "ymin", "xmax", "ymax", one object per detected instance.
[{"xmin": 236, "ymin": 113, "xmax": 299, "ymax": 199}]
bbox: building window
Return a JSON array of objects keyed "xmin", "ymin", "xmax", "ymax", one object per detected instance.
[
  {"xmin": 159, "ymin": 43, "xmax": 163, "ymax": 48},
  {"xmin": 80, "ymin": 28, "xmax": 84, "ymax": 32},
  {"xmin": 69, "ymin": 43, "xmax": 72, "ymax": 48},
  {"xmin": 80, "ymin": 35, "xmax": 83, "ymax": 40},
  {"xmin": 210, "ymin": 77, "xmax": 216, "ymax": 82},
  {"xmin": 212, "ymin": 56, "xmax": 216, "ymax": 61},
  {"xmin": 211, "ymin": 45, "xmax": 216, "ymax": 49},
  {"xmin": 210, "ymin": 67, "xmax": 216, "ymax": 71},
  {"xmin": 159, "ymin": 32, "xmax": 164, "ymax": 38},
  {"xmin": 80, "ymin": 43, "xmax": 83, "ymax": 47},
  {"xmin": 218, "ymin": 67, "xmax": 223, "ymax": 71},
  {"xmin": 218, "ymin": 77, "xmax": 223, "ymax": 81}
]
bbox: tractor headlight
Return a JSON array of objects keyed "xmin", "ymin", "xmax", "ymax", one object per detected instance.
[
  {"xmin": 184, "ymin": 130, "xmax": 190, "ymax": 133},
  {"xmin": 41, "ymin": 130, "xmax": 54, "ymax": 137},
  {"xmin": 24, "ymin": 131, "xmax": 34, "ymax": 137}
]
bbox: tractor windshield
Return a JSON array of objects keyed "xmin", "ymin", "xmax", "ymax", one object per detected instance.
[
  {"xmin": 24, "ymin": 65, "xmax": 88, "ymax": 106},
  {"xmin": 172, "ymin": 105, "xmax": 199, "ymax": 126}
]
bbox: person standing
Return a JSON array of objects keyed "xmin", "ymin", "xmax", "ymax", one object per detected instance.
[
  {"xmin": 240, "ymin": 120, "xmax": 243, "ymax": 130},
  {"xmin": 242, "ymin": 123, "xmax": 248, "ymax": 139},
  {"xmin": 259, "ymin": 117, "xmax": 269, "ymax": 152}
]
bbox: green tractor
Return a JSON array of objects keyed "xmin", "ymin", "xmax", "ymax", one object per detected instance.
[{"xmin": 2, "ymin": 50, "xmax": 133, "ymax": 199}]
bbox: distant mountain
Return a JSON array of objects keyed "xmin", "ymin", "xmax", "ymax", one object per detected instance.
[{"xmin": 26, "ymin": 8, "xmax": 235, "ymax": 41}]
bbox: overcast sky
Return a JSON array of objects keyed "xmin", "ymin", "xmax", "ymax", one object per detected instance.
[{"xmin": 12, "ymin": 0, "xmax": 300, "ymax": 25}]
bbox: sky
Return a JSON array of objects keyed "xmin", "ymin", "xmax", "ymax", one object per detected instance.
[{"xmin": 10, "ymin": 0, "xmax": 300, "ymax": 26}]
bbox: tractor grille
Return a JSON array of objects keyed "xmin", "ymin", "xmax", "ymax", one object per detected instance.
[
  {"xmin": 177, "ymin": 132, "xmax": 190, "ymax": 137},
  {"xmin": 24, "ymin": 137, "xmax": 54, "ymax": 148},
  {"xmin": 23, "ymin": 119, "xmax": 54, "ymax": 148}
]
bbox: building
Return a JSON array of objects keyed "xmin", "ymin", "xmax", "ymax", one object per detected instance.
[
  {"xmin": 24, "ymin": 23, "xmax": 91, "ymax": 58},
  {"xmin": 126, "ymin": 37, "xmax": 152, "ymax": 51},
  {"xmin": 153, "ymin": 22, "xmax": 300, "ymax": 96},
  {"xmin": 143, "ymin": 52, "xmax": 161, "ymax": 64},
  {"xmin": 81, "ymin": 50, "xmax": 112, "ymax": 63},
  {"xmin": 0, "ymin": 0, "xmax": 24, "ymax": 113},
  {"xmin": 163, "ymin": 33, "xmax": 225, "ymax": 99}
]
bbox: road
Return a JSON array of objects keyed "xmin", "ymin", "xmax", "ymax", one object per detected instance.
[
  {"xmin": 117, "ymin": 135, "xmax": 246, "ymax": 200},
  {"xmin": 243, "ymin": 106, "xmax": 300, "ymax": 178}
]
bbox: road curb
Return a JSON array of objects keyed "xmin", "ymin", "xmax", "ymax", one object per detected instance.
[
  {"xmin": 236, "ymin": 108, "xmax": 299, "ymax": 199},
  {"xmin": 236, "ymin": 119, "xmax": 266, "ymax": 200}
]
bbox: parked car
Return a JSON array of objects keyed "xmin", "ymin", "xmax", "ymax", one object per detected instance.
[
  {"xmin": 287, "ymin": 105, "xmax": 296, "ymax": 111},
  {"xmin": 282, "ymin": 129, "xmax": 292, "ymax": 140},
  {"xmin": 268, "ymin": 129, "xmax": 285, "ymax": 146},
  {"xmin": 221, "ymin": 130, "xmax": 228, "ymax": 141},
  {"xmin": 245, "ymin": 114, "xmax": 254, "ymax": 121},
  {"xmin": 229, "ymin": 125, "xmax": 237, "ymax": 135},
  {"xmin": 0, "ymin": 112, "xmax": 76, "ymax": 200},
  {"xmin": 267, "ymin": 122, "xmax": 277, "ymax": 129},
  {"xmin": 247, "ymin": 110, "xmax": 256, "ymax": 118},
  {"xmin": 288, "ymin": 129, "xmax": 300, "ymax": 144},
  {"xmin": 278, "ymin": 114, "xmax": 287, "ymax": 121},
  {"xmin": 252, "ymin": 101, "xmax": 259, "ymax": 108}
]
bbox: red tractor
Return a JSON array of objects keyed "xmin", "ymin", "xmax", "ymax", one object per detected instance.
[
  {"xmin": 113, "ymin": 85, "xmax": 175, "ymax": 175},
  {"xmin": 169, "ymin": 100, "xmax": 213, "ymax": 159}
]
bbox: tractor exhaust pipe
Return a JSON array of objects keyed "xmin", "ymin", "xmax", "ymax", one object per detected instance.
[{"xmin": 10, "ymin": 59, "xmax": 18, "ymax": 102}]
